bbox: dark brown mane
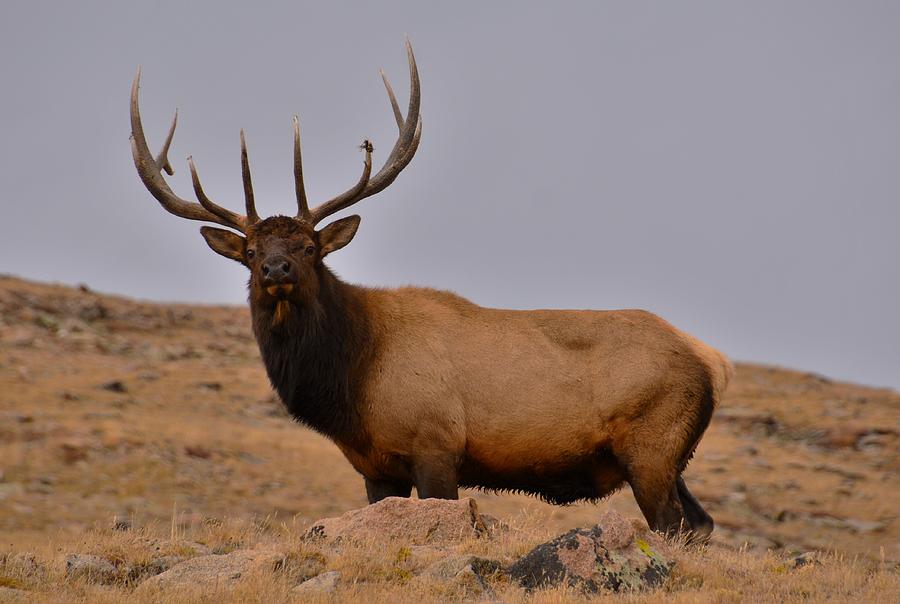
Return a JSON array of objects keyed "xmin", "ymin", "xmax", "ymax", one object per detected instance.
[{"xmin": 250, "ymin": 267, "xmax": 372, "ymax": 445}]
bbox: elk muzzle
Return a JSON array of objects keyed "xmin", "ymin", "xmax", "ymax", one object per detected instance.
[{"xmin": 261, "ymin": 256, "xmax": 296, "ymax": 297}]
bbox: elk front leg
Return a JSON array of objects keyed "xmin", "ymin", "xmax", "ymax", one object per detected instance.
[
  {"xmin": 412, "ymin": 452, "xmax": 459, "ymax": 499},
  {"xmin": 365, "ymin": 477, "xmax": 413, "ymax": 504}
]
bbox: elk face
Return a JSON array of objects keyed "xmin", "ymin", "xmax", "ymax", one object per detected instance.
[{"xmin": 199, "ymin": 215, "xmax": 360, "ymax": 309}]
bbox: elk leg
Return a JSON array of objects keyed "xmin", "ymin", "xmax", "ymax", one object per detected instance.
[
  {"xmin": 622, "ymin": 447, "xmax": 686, "ymax": 536},
  {"xmin": 629, "ymin": 475, "xmax": 686, "ymax": 537},
  {"xmin": 676, "ymin": 475, "xmax": 714, "ymax": 542},
  {"xmin": 365, "ymin": 477, "xmax": 413, "ymax": 504},
  {"xmin": 412, "ymin": 453, "xmax": 459, "ymax": 500}
]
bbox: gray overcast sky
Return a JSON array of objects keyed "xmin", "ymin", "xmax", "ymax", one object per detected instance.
[{"xmin": 1, "ymin": 2, "xmax": 898, "ymax": 389}]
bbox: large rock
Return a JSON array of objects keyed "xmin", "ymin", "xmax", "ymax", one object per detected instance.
[
  {"xmin": 135, "ymin": 548, "xmax": 284, "ymax": 594},
  {"xmin": 303, "ymin": 497, "xmax": 490, "ymax": 545},
  {"xmin": 508, "ymin": 510, "xmax": 673, "ymax": 593}
]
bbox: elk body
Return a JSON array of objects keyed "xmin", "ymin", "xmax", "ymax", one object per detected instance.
[{"xmin": 130, "ymin": 41, "xmax": 732, "ymax": 540}]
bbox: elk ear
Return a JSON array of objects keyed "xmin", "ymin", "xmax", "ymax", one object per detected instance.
[
  {"xmin": 318, "ymin": 215, "xmax": 361, "ymax": 257},
  {"xmin": 200, "ymin": 226, "xmax": 247, "ymax": 266}
]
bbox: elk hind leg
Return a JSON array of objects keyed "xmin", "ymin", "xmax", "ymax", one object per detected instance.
[
  {"xmin": 676, "ymin": 475, "xmax": 714, "ymax": 542},
  {"xmin": 626, "ymin": 461, "xmax": 686, "ymax": 537},
  {"xmin": 621, "ymin": 414, "xmax": 691, "ymax": 536}
]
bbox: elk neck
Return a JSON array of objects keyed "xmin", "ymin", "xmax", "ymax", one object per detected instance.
[{"xmin": 249, "ymin": 266, "xmax": 373, "ymax": 445}]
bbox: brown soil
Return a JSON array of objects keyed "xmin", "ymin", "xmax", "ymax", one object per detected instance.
[{"xmin": 1, "ymin": 274, "xmax": 897, "ymax": 564}]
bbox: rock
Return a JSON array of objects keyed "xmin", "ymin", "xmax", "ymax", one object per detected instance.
[
  {"xmin": 304, "ymin": 497, "xmax": 490, "ymax": 546},
  {"xmin": 0, "ymin": 586, "xmax": 30, "ymax": 602},
  {"xmin": 59, "ymin": 441, "xmax": 89, "ymax": 464},
  {"xmin": 508, "ymin": 511, "xmax": 672, "ymax": 593},
  {"xmin": 292, "ymin": 570, "xmax": 340, "ymax": 595},
  {"xmin": 184, "ymin": 444, "xmax": 212, "ymax": 459},
  {"xmin": 422, "ymin": 555, "xmax": 504, "ymax": 595},
  {"xmin": 843, "ymin": 518, "xmax": 885, "ymax": 533},
  {"xmin": 138, "ymin": 555, "xmax": 184, "ymax": 577},
  {"xmin": 65, "ymin": 554, "xmax": 120, "ymax": 584},
  {"xmin": 791, "ymin": 551, "xmax": 822, "ymax": 569},
  {"xmin": 424, "ymin": 555, "xmax": 501, "ymax": 580},
  {"xmin": 3, "ymin": 552, "xmax": 46, "ymax": 579},
  {"xmin": 274, "ymin": 551, "xmax": 327, "ymax": 583},
  {"xmin": 100, "ymin": 380, "xmax": 128, "ymax": 393},
  {"xmin": 811, "ymin": 464, "xmax": 864, "ymax": 480},
  {"xmin": 394, "ymin": 545, "xmax": 446, "ymax": 572},
  {"xmin": 818, "ymin": 426, "xmax": 898, "ymax": 451},
  {"xmin": 135, "ymin": 548, "xmax": 284, "ymax": 593},
  {"xmin": 0, "ymin": 483, "xmax": 25, "ymax": 500},
  {"xmin": 714, "ymin": 407, "xmax": 780, "ymax": 436}
]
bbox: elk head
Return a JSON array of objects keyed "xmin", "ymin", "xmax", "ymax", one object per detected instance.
[{"xmin": 130, "ymin": 40, "xmax": 421, "ymax": 320}]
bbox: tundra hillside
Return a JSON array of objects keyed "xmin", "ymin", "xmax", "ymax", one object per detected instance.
[{"xmin": 0, "ymin": 275, "xmax": 898, "ymax": 602}]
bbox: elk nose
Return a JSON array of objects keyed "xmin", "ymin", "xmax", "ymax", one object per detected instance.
[{"xmin": 261, "ymin": 257, "xmax": 293, "ymax": 283}]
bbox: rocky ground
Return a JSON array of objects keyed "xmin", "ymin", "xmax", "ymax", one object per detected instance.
[{"xmin": 0, "ymin": 274, "xmax": 897, "ymax": 602}]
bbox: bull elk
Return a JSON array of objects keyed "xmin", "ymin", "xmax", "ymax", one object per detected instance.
[{"xmin": 130, "ymin": 40, "xmax": 732, "ymax": 540}]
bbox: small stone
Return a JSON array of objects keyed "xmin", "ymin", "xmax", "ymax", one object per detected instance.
[
  {"xmin": 0, "ymin": 483, "xmax": 19, "ymax": 501},
  {"xmin": 100, "ymin": 380, "xmax": 128, "ymax": 393},
  {"xmin": 275, "ymin": 551, "xmax": 327, "ymax": 583},
  {"xmin": 4, "ymin": 552, "xmax": 45, "ymax": 579},
  {"xmin": 818, "ymin": 426, "xmax": 861, "ymax": 449},
  {"xmin": 423, "ymin": 555, "xmax": 504, "ymax": 595},
  {"xmin": 65, "ymin": 554, "xmax": 119, "ymax": 584},
  {"xmin": 425, "ymin": 555, "xmax": 502, "ymax": 580},
  {"xmin": 844, "ymin": 518, "xmax": 885, "ymax": 533},
  {"xmin": 292, "ymin": 570, "xmax": 340, "ymax": 595},
  {"xmin": 791, "ymin": 552, "xmax": 822, "ymax": 569},
  {"xmin": 59, "ymin": 441, "xmax": 89, "ymax": 464},
  {"xmin": 0, "ymin": 586, "xmax": 30, "ymax": 602},
  {"xmin": 112, "ymin": 517, "xmax": 132, "ymax": 531},
  {"xmin": 184, "ymin": 445, "xmax": 212, "ymax": 459}
]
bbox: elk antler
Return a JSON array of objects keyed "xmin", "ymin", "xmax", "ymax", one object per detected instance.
[
  {"xmin": 130, "ymin": 67, "xmax": 257, "ymax": 233},
  {"xmin": 297, "ymin": 38, "xmax": 423, "ymax": 226},
  {"xmin": 132, "ymin": 39, "xmax": 421, "ymax": 232}
]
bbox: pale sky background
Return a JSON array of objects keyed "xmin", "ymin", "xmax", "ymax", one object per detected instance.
[{"xmin": 1, "ymin": 2, "xmax": 898, "ymax": 389}]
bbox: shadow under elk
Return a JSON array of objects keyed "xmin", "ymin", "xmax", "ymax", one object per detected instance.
[{"xmin": 130, "ymin": 40, "xmax": 732, "ymax": 541}]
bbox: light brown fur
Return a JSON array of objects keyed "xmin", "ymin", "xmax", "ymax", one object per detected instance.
[
  {"xmin": 357, "ymin": 287, "xmax": 732, "ymax": 480},
  {"xmin": 129, "ymin": 42, "xmax": 731, "ymax": 540}
]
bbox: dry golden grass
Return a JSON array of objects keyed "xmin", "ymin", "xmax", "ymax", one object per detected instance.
[
  {"xmin": 1, "ymin": 512, "xmax": 896, "ymax": 603},
  {"xmin": 1, "ymin": 275, "xmax": 898, "ymax": 601}
]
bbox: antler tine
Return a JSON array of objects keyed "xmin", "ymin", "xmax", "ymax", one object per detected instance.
[
  {"xmin": 187, "ymin": 156, "xmax": 247, "ymax": 228},
  {"xmin": 156, "ymin": 110, "xmax": 177, "ymax": 175},
  {"xmin": 380, "ymin": 69, "xmax": 403, "ymax": 132},
  {"xmin": 307, "ymin": 38, "xmax": 422, "ymax": 225},
  {"xmin": 130, "ymin": 68, "xmax": 248, "ymax": 232},
  {"xmin": 308, "ymin": 141, "xmax": 374, "ymax": 225},
  {"xmin": 240, "ymin": 130, "xmax": 260, "ymax": 225},
  {"xmin": 293, "ymin": 116, "xmax": 311, "ymax": 221}
]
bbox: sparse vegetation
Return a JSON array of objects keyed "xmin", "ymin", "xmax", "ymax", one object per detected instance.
[{"xmin": 0, "ymin": 275, "xmax": 897, "ymax": 601}]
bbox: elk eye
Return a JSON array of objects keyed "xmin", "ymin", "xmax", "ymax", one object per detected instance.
[
  {"xmin": 304, "ymin": 245, "xmax": 315, "ymax": 257},
  {"xmin": 246, "ymin": 249, "xmax": 255, "ymax": 259}
]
